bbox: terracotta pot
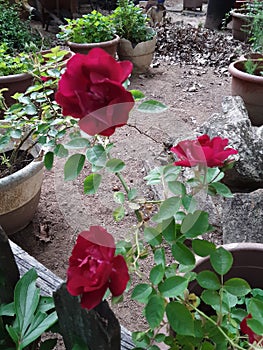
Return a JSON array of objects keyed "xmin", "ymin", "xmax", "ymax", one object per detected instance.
[
  {"xmin": 230, "ymin": 8, "xmax": 253, "ymax": 41},
  {"xmin": 239, "ymin": 52, "xmax": 263, "ymax": 60},
  {"xmin": 117, "ymin": 36, "xmax": 157, "ymax": 74},
  {"xmin": 0, "ymin": 142, "xmax": 44, "ymax": 235},
  {"xmin": 0, "ymin": 72, "xmax": 33, "ymax": 110},
  {"xmin": 190, "ymin": 242, "xmax": 263, "ymax": 296},
  {"xmin": 67, "ymin": 35, "xmax": 120, "ymax": 57},
  {"xmin": 228, "ymin": 59, "xmax": 263, "ymax": 126}
]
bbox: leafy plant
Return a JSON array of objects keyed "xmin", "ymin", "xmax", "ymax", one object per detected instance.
[
  {"xmin": 0, "ymin": 0, "xmax": 44, "ymax": 54},
  {"xmin": 248, "ymin": 0, "xmax": 263, "ymax": 52},
  {"xmin": 111, "ymin": 0, "xmax": 155, "ymax": 45},
  {"xmin": 244, "ymin": 58, "xmax": 263, "ymax": 75},
  {"xmin": 0, "ymin": 269, "xmax": 58, "ymax": 349},
  {"xmin": 0, "ymin": 44, "xmax": 34, "ymax": 76},
  {"xmin": 57, "ymin": 10, "xmax": 117, "ymax": 44}
]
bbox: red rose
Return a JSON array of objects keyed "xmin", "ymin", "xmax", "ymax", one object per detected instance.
[
  {"xmin": 240, "ymin": 314, "xmax": 263, "ymax": 345},
  {"xmin": 55, "ymin": 48, "xmax": 135, "ymax": 136},
  {"xmin": 67, "ymin": 226, "xmax": 129, "ymax": 310},
  {"xmin": 170, "ymin": 134, "xmax": 238, "ymax": 168}
]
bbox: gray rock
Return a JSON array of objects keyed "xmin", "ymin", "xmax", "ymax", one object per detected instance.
[
  {"xmin": 197, "ymin": 96, "xmax": 263, "ymax": 191},
  {"xmin": 222, "ymin": 189, "xmax": 263, "ymax": 243}
]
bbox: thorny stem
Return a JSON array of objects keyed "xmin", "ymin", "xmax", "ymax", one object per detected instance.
[{"xmin": 127, "ymin": 123, "xmax": 159, "ymax": 144}]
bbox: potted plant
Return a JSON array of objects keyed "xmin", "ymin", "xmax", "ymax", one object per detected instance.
[
  {"xmin": 56, "ymin": 10, "xmax": 120, "ymax": 57},
  {"xmin": 111, "ymin": 0, "xmax": 157, "ymax": 73},
  {"xmin": 0, "ymin": 47, "xmax": 77, "ymax": 235}
]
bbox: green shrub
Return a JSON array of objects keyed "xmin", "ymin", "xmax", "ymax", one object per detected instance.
[
  {"xmin": 0, "ymin": 0, "xmax": 43, "ymax": 54},
  {"xmin": 111, "ymin": 0, "xmax": 155, "ymax": 45}
]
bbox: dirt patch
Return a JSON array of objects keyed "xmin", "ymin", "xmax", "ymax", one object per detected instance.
[{"xmin": 10, "ymin": 0, "xmax": 250, "ymax": 344}]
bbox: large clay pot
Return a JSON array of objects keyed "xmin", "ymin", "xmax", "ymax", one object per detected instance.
[
  {"xmin": 190, "ymin": 242, "xmax": 263, "ymax": 296},
  {"xmin": 230, "ymin": 8, "xmax": 254, "ymax": 41},
  {"xmin": 0, "ymin": 72, "xmax": 33, "ymax": 110},
  {"xmin": 117, "ymin": 36, "xmax": 157, "ymax": 74},
  {"xmin": 0, "ymin": 142, "xmax": 44, "ymax": 235},
  {"xmin": 228, "ymin": 59, "xmax": 263, "ymax": 126},
  {"xmin": 67, "ymin": 35, "xmax": 120, "ymax": 58}
]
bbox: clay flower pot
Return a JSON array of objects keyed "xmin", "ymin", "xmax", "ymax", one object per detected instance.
[
  {"xmin": 0, "ymin": 142, "xmax": 44, "ymax": 235},
  {"xmin": 230, "ymin": 8, "xmax": 254, "ymax": 41},
  {"xmin": 117, "ymin": 36, "xmax": 157, "ymax": 74},
  {"xmin": 228, "ymin": 59, "xmax": 263, "ymax": 126},
  {"xmin": 67, "ymin": 35, "xmax": 120, "ymax": 57}
]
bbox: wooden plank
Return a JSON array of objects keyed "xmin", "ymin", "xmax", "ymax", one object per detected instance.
[{"xmin": 10, "ymin": 240, "xmax": 134, "ymax": 350}]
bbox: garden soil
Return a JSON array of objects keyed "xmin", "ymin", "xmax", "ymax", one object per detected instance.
[{"xmin": 10, "ymin": 1, "xmax": 251, "ymax": 347}]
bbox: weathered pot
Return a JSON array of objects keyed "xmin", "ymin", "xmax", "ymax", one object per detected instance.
[
  {"xmin": 228, "ymin": 59, "xmax": 263, "ymax": 126},
  {"xmin": 0, "ymin": 143, "xmax": 44, "ymax": 235},
  {"xmin": 230, "ymin": 8, "xmax": 253, "ymax": 41},
  {"xmin": 190, "ymin": 242, "xmax": 263, "ymax": 295},
  {"xmin": 67, "ymin": 35, "xmax": 120, "ymax": 57},
  {"xmin": 117, "ymin": 36, "xmax": 157, "ymax": 74},
  {"xmin": 0, "ymin": 72, "xmax": 33, "ymax": 110}
]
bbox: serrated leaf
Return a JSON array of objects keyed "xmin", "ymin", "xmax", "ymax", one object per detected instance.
[
  {"xmin": 152, "ymin": 197, "xmax": 181, "ymax": 223},
  {"xmin": 168, "ymin": 181, "xmax": 186, "ymax": 195},
  {"xmin": 65, "ymin": 137, "xmax": 90, "ymax": 149},
  {"xmin": 54, "ymin": 144, "xmax": 68, "ymax": 158},
  {"xmin": 145, "ymin": 295, "xmax": 165, "ymax": 329},
  {"xmin": 247, "ymin": 318, "xmax": 263, "ymax": 336},
  {"xmin": 192, "ymin": 239, "xmax": 216, "ymax": 257},
  {"xmin": 166, "ymin": 302, "xmax": 195, "ymax": 336},
  {"xmin": 210, "ymin": 247, "xmax": 233, "ymax": 275},
  {"xmin": 209, "ymin": 182, "xmax": 233, "ymax": 198},
  {"xmin": 181, "ymin": 210, "xmax": 210, "ymax": 238},
  {"xmin": 154, "ymin": 248, "xmax": 166, "ymax": 266},
  {"xmin": 113, "ymin": 206, "xmax": 125, "ymax": 222},
  {"xmin": 44, "ymin": 151, "xmax": 54, "ymax": 171},
  {"xmin": 86, "ymin": 144, "xmax": 106, "ymax": 167},
  {"xmin": 158, "ymin": 276, "xmax": 188, "ymax": 297},
  {"xmin": 144, "ymin": 227, "xmax": 162, "ymax": 246},
  {"xmin": 224, "ymin": 278, "xmax": 251, "ymax": 296},
  {"xmin": 137, "ymin": 100, "xmax": 167, "ymax": 113},
  {"xmin": 106, "ymin": 158, "xmax": 125, "ymax": 173},
  {"xmin": 64, "ymin": 154, "xmax": 85, "ymax": 181},
  {"xmin": 150, "ymin": 264, "xmax": 165, "ymax": 285},
  {"xmin": 132, "ymin": 284, "xmax": 153, "ymax": 303},
  {"xmin": 83, "ymin": 173, "xmax": 102, "ymax": 194},
  {"xmin": 172, "ymin": 242, "xmax": 195, "ymax": 265},
  {"xmin": 196, "ymin": 270, "xmax": 221, "ymax": 290},
  {"xmin": 248, "ymin": 298, "xmax": 263, "ymax": 322}
]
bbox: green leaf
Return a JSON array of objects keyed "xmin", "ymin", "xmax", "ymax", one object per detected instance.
[
  {"xmin": 24, "ymin": 104, "xmax": 37, "ymax": 115},
  {"xmin": 181, "ymin": 210, "xmax": 210, "ymax": 238},
  {"xmin": 207, "ymin": 167, "xmax": 224, "ymax": 183},
  {"xmin": 172, "ymin": 242, "xmax": 195, "ymax": 265},
  {"xmin": 209, "ymin": 182, "xmax": 233, "ymax": 198},
  {"xmin": 137, "ymin": 100, "xmax": 167, "ymax": 113},
  {"xmin": 247, "ymin": 318, "xmax": 263, "ymax": 336},
  {"xmin": 14, "ymin": 269, "xmax": 40, "ymax": 336},
  {"xmin": 144, "ymin": 167, "xmax": 163, "ymax": 185},
  {"xmin": 128, "ymin": 188, "xmax": 137, "ymax": 201},
  {"xmin": 44, "ymin": 151, "xmax": 54, "ymax": 171},
  {"xmin": 83, "ymin": 173, "xmax": 102, "ymax": 194},
  {"xmin": 201, "ymin": 290, "xmax": 221, "ymax": 308},
  {"xmin": 144, "ymin": 227, "xmax": 162, "ymax": 247},
  {"xmin": 64, "ymin": 154, "xmax": 85, "ymax": 181},
  {"xmin": 113, "ymin": 206, "xmax": 125, "ymax": 222},
  {"xmin": 224, "ymin": 278, "xmax": 251, "ymax": 296},
  {"xmin": 65, "ymin": 137, "xmax": 90, "ymax": 149},
  {"xmin": 150, "ymin": 264, "xmax": 165, "ymax": 285},
  {"xmin": 145, "ymin": 295, "xmax": 165, "ymax": 329},
  {"xmin": 192, "ymin": 239, "xmax": 216, "ymax": 257},
  {"xmin": 54, "ymin": 144, "xmax": 68, "ymax": 157},
  {"xmin": 248, "ymin": 298, "xmax": 263, "ymax": 322},
  {"xmin": 86, "ymin": 144, "xmax": 107, "ymax": 167},
  {"xmin": 163, "ymin": 165, "xmax": 180, "ymax": 182},
  {"xmin": 152, "ymin": 197, "xmax": 181, "ymax": 223},
  {"xmin": 131, "ymin": 284, "xmax": 153, "ymax": 303},
  {"xmin": 196, "ymin": 271, "xmax": 221, "ymax": 290},
  {"xmin": 130, "ymin": 89, "xmax": 145, "ymax": 100},
  {"xmin": 113, "ymin": 191, "xmax": 125, "ymax": 204},
  {"xmin": 39, "ymin": 338, "xmax": 58, "ymax": 350},
  {"xmin": 168, "ymin": 181, "xmax": 186, "ymax": 196},
  {"xmin": 200, "ymin": 341, "xmax": 215, "ymax": 350},
  {"xmin": 0, "ymin": 302, "xmax": 14, "ymax": 316},
  {"xmin": 158, "ymin": 276, "xmax": 188, "ymax": 297},
  {"xmin": 166, "ymin": 301, "xmax": 195, "ymax": 336},
  {"xmin": 154, "ymin": 248, "xmax": 166, "ymax": 267},
  {"xmin": 182, "ymin": 195, "xmax": 197, "ymax": 213},
  {"xmin": 160, "ymin": 218, "xmax": 177, "ymax": 243},
  {"xmin": 210, "ymin": 247, "xmax": 233, "ymax": 275},
  {"xmin": 106, "ymin": 158, "xmax": 125, "ymax": 173}
]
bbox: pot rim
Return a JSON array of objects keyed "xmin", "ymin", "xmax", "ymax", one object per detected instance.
[
  {"xmin": 0, "ymin": 144, "xmax": 43, "ymax": 190},
  {"xmin": 67, "ymin": 34, "xmax": 120, "ymax": 49},
  {"xmin": 230, "ymin": 8, "xmax": 255, "ymax": 19},
  {"xmin": 0, "ymin": 72, "xmax": 32, "ymax": 82},
  {"xmin": 228, "ymin": 59, "xmax": 263, "ymax": 84}
]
